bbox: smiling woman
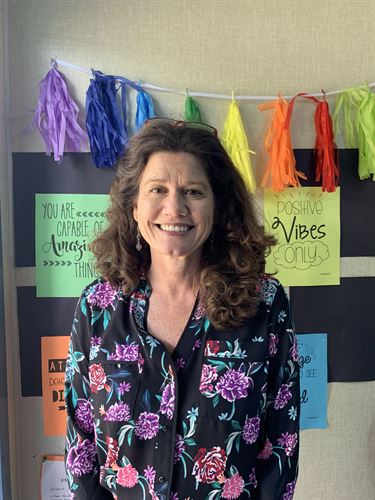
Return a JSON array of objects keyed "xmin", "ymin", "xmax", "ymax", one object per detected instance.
[{"xmin": 65, "ymin": 121, "xmax": 300, "ymax": 500}]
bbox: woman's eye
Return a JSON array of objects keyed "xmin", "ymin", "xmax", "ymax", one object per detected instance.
[
  {"xmin": 150, "ymin": 187, "xmax": 165, "ymax": 194},
  {"xmin": 185, "ymin": 189, "xmax": 202, "ymax": 196}
]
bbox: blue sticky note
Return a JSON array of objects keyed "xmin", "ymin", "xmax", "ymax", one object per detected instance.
[{"xmin": 297, "ymin": 333, "xmax": 328, "ymax": 430}]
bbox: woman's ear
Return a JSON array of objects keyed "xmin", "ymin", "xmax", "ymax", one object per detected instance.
[{"xmin": 133, "ymin": 204, "xmax": 138, "ymax": 222}]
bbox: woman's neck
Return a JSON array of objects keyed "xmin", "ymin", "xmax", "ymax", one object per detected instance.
[{"xmin": 147, "ymin": 253, "xmax": 201, "ymax": 299}]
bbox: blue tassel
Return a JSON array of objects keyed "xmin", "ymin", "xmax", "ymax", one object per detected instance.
[
  {"xmin": 135, "ymin": 89, "xmax": 156, "ymax": 130},
  {"xmin": 85, "ymin": 71, "xmax": 129, "ymax": 168}
]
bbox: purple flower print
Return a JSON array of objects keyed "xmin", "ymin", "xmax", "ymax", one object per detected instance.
[
  {"xmin": 90, "ymin": 336, "xmax": 102, "ymax": 347},
  {"xmin": 199, "ymin": 364, "xmax": 218, "ymax": 393},
  {"xmin": 274, "ymin": 384, "xmax": 292, "ymax": 410},
  {"xmin": 174, "ymin": 434, "xmax": 185, "ymax": 463},
  {"xmin": 135, "ymin": 412, "xmax": 160, "ymax": 440},
  {"xmin": 143, "ymin": 465, "xmax": 156, "ymax": 485},
  {"xmin": 216, "ymin": 369, "xmax": 250, "ymax": 402},
  {"xmin": 74, "ymin": 399, "xmax": 94, "ymax": 434},
  {"xmin": 268, "ymin": 333, "xmax": 279, "ymax": 357},
  {"xmin": 193, "ymin": 301, "xmax": 206, "ymax": 320},
  {"xmin": 242, "ymin": 416, "xmax": 260, "ymax": 444},
  {"xmin": 160, "ymin": 382, "xmax": 175, "ymax": 420},
  {"xmin": 103, "ymin": 402, "xmax": 131, "ymax": 422},
  {"xmin": 257, "ymin": 438, "xmax": 273, "ymax": 459},
  {"xmin": 87, "ymin": 281, "xmax": 117, "ymax": 309},
  {"xmin": 290, "ymin": 332, "xmax": 299, "ymax": 362},
  {"xmin": 193, "ymin": 339, "xmax": 202, "ymax": 351},
  {"xmin": 66, "ymin": 439, "xmax": 96, "ymax": 477},
  {"xmin": 277, "ymin": 432, "xmax": 298, "ymax": 457},
  {"xmin": 118, "ymin": 381, "xmax": 132, "ymax": 396},
  {"xmin": 108, "ymin": 343, "xmax": 139, "ymax": 361},
  {"xmin": 174, "ymin": 357, "xmax": 186, "ymax": 371},
  {"xmin": 282, "ymin": 480, "xmax": 297, "ymax": 500},
  {"xmin": 170, "ymin": 494, "xmax": 179, "ymax": 500},
  {"xmin": 248, "ymin": 467, "xmax": 257, "ymax": 488}
]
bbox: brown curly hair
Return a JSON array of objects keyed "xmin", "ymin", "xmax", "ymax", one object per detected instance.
[{"xmin": 91, "ymin": 121, "xmax": 276, "ymax": 330}]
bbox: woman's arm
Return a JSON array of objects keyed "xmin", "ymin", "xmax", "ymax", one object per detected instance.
[
  {"xmin": 254, "ymin": 283, "xmax": 300, "ymax": 500},
  {"xmin": 64, "ymin": 293, "xmax": 112, "ymax": 499}
]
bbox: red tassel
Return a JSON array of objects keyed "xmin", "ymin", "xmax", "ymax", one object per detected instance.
[
  {"xmin": 314, "ymin": 98, "xmax": 339, "ymax": 192},
  {"xmin": 285, "ymin": 92, "xmax": 339, "ymax": 192}
]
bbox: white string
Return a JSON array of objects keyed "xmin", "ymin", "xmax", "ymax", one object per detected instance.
[{"xmin": 54, "ymin": 58, "xmax": 375, "ymax": 101}]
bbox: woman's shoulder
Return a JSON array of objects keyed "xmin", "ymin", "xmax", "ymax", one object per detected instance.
[{"xmin": 79, "ymin": 277, "xmax": 124, "ymax": 310}]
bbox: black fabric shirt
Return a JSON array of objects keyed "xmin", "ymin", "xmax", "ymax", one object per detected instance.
[{"xmin": 65, "ymin": 275, "xmax": 300, "ymax": 500}]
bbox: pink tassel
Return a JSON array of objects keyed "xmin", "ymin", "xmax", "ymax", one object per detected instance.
[{"xmin": 33, "ymin": 63, "xmax": 87, "ymax": 162}]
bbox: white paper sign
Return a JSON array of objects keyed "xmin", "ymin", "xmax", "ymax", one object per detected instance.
[{"xmin": 41, "ymin": 456, "xmax": 69, "ymax": 500}]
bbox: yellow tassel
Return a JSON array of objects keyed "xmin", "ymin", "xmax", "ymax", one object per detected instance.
[{"xmin": 220, "ymin": 97, "xmax": 256, "ymax": 193}]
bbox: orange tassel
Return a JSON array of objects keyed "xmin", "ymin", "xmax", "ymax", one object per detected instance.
[{"xmin": 259, "ymin": 95, "xmax": 306, "ymax": 191}]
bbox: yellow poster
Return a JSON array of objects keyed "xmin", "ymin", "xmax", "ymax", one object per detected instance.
[
  {"xmin": 41, "ymin": 336, "xmax": 70, "ymax": 436},
  {"xmin": 264, "ymin": 187, "xmax": 340, "ymax": 286}
]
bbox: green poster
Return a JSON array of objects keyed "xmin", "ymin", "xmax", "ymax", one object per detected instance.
[
  {"xmin": 36, "ymin": 194, "xmax": 109, "ymax": 297},
  {"xmin": 264, "ymin": 187, "xmax": 340, "ymax": 286}
]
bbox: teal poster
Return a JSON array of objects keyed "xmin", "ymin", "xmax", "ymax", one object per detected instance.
[
  {"xmin": 36, "ymin": 194, "xmax": 109, "ymax": 297},
  {"xmin": 297, "ymin": 333, "xmax": 328, "ymax": 430}
]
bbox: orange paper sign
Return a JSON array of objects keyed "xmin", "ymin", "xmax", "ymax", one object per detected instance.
[{"xmin": 41, "ymin": 336, "xmax": 70, "ymax": 436}]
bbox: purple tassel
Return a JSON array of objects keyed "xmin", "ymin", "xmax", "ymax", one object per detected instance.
[
  {"xmin": 136, "ymin": 89, "xmax": 156, "ymax": 130},
  {"xmin": 32, "ymin": 65, "xmax": 87, "ymax": 162}
]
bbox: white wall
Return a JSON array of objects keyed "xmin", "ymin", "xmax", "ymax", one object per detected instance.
[{"xmin": 5, "ymin": 1, "xmax": 375, "ymax": 499}]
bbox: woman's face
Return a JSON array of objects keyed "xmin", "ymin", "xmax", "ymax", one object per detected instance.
[{"xmin": 133, "ymin": 151, "xmax": 214, "ymax": 262}]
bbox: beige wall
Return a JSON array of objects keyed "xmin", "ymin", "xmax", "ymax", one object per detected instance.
[{"xmin": 4, "ymin": 1, "xmax": 375, "ymax": 499}]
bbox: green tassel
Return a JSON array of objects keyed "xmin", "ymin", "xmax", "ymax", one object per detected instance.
[
  {"xmin": 184, "ymin": 95, "xmax": 202, "ymax": 122},
  {"xmin": 333, "ymin": 86, "xmax": 375, "ymax": 180}
]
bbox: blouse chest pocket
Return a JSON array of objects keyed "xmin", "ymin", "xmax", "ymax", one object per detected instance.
[
  {"xmin": 198, "ymin": 339, "xmax": 268, "ymax": 422},
  {"xmin": 89, "ymin": 360, "xmax": 140, "ymax": 422}
]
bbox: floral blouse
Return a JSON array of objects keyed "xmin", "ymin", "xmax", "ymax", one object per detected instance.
[{"xmin": 64, "ymin": 275, "xmax": 300, "ymax": 500}]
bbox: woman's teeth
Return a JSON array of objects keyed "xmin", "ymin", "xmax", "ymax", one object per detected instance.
[{"xmin": 159, "ymin": 224, "xmax": 191, "ymax": 232}]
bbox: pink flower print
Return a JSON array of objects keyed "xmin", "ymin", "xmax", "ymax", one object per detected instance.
[
  {"xmin": 274, "ymin": 384, "xmax": 292, "ymax": 410},
  {"xmin": 199, "ymin": 364, "xmax": 218, "ymax": 393},
  {"xmin": 222, "ymin": 472, "xmax": 245, "ymax": 499},
  {"xmin": 268, "ymin": 333, "xmax": 279, "ymax": 357},
  {"xmin": 87, "ymin": 281, "xmax": 117, "ymax": 309},
  {"xmin": 257, "ymin": 438, "xmax": 273, "ymax": 459},
  {"xmin": 134, "ymin": 412, "xmax": 160, "ymax": 440},
  {"xmin": 242, "ymin": 416, "xmax": 260, "ymax": 444},
  {"xmin": 290, "ymin": 332, "xmax": 299, "ymax": 362},
  {"xmin": 116, "ymin": 464, "xmax": 139, "ymax": 488},
  {"xmin": 277, "ymin": 432, "xmax": 298, "ymax": 457},
  {"xmin": 216, "ymin": 369, "xmax": 250, "ymax": 402}
]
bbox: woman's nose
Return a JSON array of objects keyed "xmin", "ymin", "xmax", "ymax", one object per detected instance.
[{"xmin": 163, "ymin": 191, "xmax": 188, "ymax": 217}]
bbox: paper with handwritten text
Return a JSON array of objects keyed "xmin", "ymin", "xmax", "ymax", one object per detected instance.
[{"xmin": 264, "ymin": 187, "xmax": 340, "ymax": 286}]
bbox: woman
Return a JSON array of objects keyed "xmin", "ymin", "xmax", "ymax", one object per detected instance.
[{"xmin": 65, "ymin": 120, "xmax": 300, "ymax": 500}]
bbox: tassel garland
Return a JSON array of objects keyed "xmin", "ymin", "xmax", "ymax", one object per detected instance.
[{"xmin": 184, "ymin": 95, "xmax": 202, "ymax": 122}]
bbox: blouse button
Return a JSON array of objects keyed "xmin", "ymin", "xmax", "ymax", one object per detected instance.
[
  {"xmin": 158, "ymin": 475, "xmax": 166, "ymax": 484},
  {"xmin": 161, "ymin": 425, "xmax": 169, "ymax": 432}
]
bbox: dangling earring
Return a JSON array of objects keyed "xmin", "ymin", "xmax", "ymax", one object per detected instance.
[{"xmin": 136, "ymin": 227, "xmax": 142, "ymax": 251}]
